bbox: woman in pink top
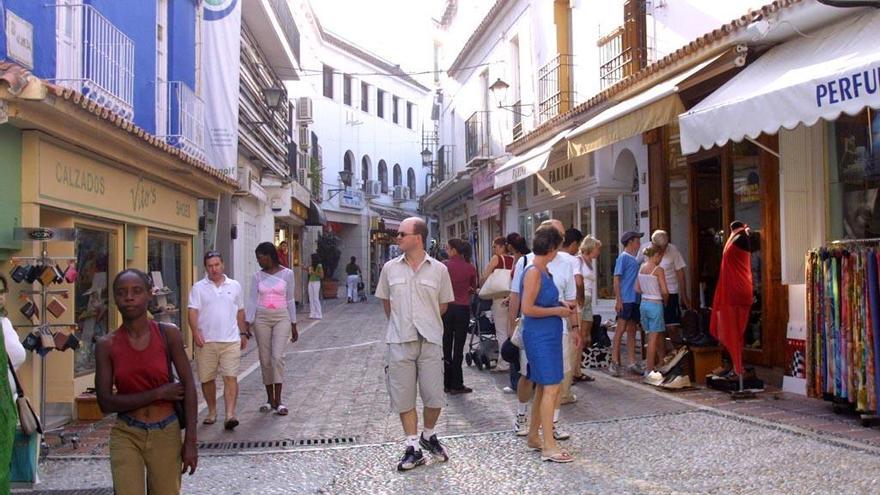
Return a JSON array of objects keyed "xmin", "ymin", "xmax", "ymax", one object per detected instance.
[{"xmin": 246, "ymin": 242, "xmax": 299, "ymax": 415}]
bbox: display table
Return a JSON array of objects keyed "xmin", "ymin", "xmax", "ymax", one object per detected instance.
[{"xmin": 687, "ymin": 345, "xmax": 723, "ymax": 385}]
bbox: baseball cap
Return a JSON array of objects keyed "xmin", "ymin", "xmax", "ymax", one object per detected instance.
[{"xmin": 620, "ymin": 231, "xmax": 644, "ymax": 245}]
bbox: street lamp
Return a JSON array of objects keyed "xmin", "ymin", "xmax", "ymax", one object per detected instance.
[
  {"xmin": 327, "ymin": 170, "xmax": 353, "ymax": 200},
  {"xmin": 421, "ymin": 148, "xmax": 433, "ymax": 166},
  {"xmin": 246, "ymin": 86, "xmax": 286, "ymax": 126},
  {"xmin": 489, "ymin": 77, "xmax": 531, "ymax": 116}
]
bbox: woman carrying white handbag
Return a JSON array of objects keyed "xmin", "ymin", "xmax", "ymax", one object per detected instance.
[{"xmin": 480, "ymin": 237, "xmax": 514, "ymax": 371}]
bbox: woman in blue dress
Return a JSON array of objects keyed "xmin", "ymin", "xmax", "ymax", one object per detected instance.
[{"xmin": 521, "ymin": 226, "xmax": 576, "ymax": 463}]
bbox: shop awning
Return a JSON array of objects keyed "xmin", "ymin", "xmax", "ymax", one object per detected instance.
[
  {"xmin": 679, "ymin": 10, "xmax": 880, "ymax": 155},
  {"xmin": 567, "ymin": 55, "xmax": 720, "ymax": 158},
  {"xmin": 494, "ymin": 128, "xmax": 571, "ymax": 189},
  {"xmin": 306, "ymin": 200, "xmax": 326, "ymax": 226}
]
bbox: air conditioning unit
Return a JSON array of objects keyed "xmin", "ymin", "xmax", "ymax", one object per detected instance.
[
  {"xmin": 366, "ymin": 180, "xmax": 381, "ymax": 197},
  {"xmin": 393, "ymin": 185, "xmax": 405, "ymax": 201},
  {"xmin": 296, "ymin": 97, "xmax": 313, "ymax": 123},
  {"xmin": 298, "ymin": 125, "xmax": 310, "ymax": 151}
]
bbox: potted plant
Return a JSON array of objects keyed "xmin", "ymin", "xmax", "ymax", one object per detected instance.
[{"xmin": 316, "ymin": 231, "xmax": 341, "ymax": 299}]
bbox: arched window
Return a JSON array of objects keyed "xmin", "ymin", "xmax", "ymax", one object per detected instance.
[
  {"xmin": 342, "ymin": 150, "xmax": 354, "ymax": 187},
  {"xmin": 361, "ymin": 155, "xmax": 371, "ymax": 191},
  {"xmin": 407, "ymin": 168, "xmax": 416, "ymax": 199},
  {"xmin": 378, "ymin": 160, "xmax": 388, "ymax": 193},
  {"xmin": 393, "ymin": 163, "xmax": 402, "ymax": 187}
]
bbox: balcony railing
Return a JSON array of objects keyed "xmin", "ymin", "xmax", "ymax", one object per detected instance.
[
  {"xmin": 512, "ymin": 100, "xmax": 523, "ymax": 141},
  {"xmin": 598, "ymin": 27, "xmax": 636, "ymax": 90},
  {"xmin": 432, "ymin": 144, "xmax": 456, "ymax": 188},
  {"xmin": 159, "ymin": 81, "xmax": 205, "ymax": 160},
  {"xmin": 465, "ymin": 111, "xmax": 490, "ymax": 166},
  {"xmin": 55, "ymin": 5, "xmax": 135, "ymax": 120},
  {"xmin": 537, "ymin": 54, "xmax": 574, "ymax": 124}
]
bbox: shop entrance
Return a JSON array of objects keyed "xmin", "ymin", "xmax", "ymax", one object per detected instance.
[{"xmin": 687, "ymin": 140, "xmax": 785, "ymax": 367}]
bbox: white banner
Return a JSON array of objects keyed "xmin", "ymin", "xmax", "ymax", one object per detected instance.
[{"xmin": 201, "ymin": 0, "xmax": 241, "ymax": 176}]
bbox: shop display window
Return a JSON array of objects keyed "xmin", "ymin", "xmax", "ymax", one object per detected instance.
[
  {"xmin": 595, "ymin": 200, "xmax": 619, "ymax": 299},
  {"xmin": 828, "ymin": 109, "xmax": 880, "ymax": 240},
  {"xmin": 148, "ymin": 237, "xmax": 182, "ymax": 329},
  {"xmin": 74, "ymin": 228, "xmax": 111, "ymax": 375}
]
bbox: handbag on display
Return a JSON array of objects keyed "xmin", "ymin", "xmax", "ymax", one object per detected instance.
[
  {"xmin": 64, "ymin": 261, "xmax": 78, "ymax": 283},
  {"xmin": 10, "ymin": 264, "xmax": 28, "ymax": 283},
  {"xmin": 478, "ymin": 267, "xmax": 512, "ymax": 299},
  {"xmin": 157, "ymin": 323, "xmax": 186, "ymax": 429},
  {"xmin": 24, "ymin": 264, "xmax": 42, "ymax": 284},
  {"xmin": 7, "ymin": 354, "xmax": 43, "ymax": 436},
  {"xmin": 38, "ymin": 265, "xmax": 57, "ymax": 286},
  {"xmin": 38, "ymin": 327, "xmax": 55, "ymax": 351},
  {"xmin": 19, "ymin": 300, "xmax": 37, "ymax": 320}
]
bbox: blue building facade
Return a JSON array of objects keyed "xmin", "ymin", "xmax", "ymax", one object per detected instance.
[{"xmin": 0, "ymin": 0, "xmax": 199, "ymax": 137}]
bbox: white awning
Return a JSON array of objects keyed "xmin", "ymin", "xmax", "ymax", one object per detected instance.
[
  {"xmin": 494, "ymin": 127, "xmax": 571, "ymax": 189},
  {"xmin": 679, "ymin": 10, "xmax": 880, "ymax": 155},
  {"xmin": 567, "ymin": 55, "xmax": 720, "ymax": 158}
]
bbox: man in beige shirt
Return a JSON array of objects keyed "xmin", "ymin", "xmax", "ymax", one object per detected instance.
[{"xmin": 375, "ymin": 216, "xmax": 454, "ymax": 472}]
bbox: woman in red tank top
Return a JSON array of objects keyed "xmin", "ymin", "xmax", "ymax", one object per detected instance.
[{"xmin": 95, "ymin": 269, "xmax": 197, "ymax": 495}]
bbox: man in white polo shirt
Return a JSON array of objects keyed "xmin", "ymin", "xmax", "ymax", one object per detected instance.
[{"xmin": 187, "ymin": 251, "xmax": 248, "ymax": 431}]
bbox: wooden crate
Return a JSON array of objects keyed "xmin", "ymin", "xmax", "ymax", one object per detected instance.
[{"xmin": 687, "ymin": 346, "xmax": 723, "ymax": 385}]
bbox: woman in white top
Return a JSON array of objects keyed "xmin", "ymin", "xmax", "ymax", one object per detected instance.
[
  {"xmin": 2, "ymin": 276, "xmax": 25, "ymax": 398},
  {"xmin": 577, "ymin": 236, "xmax": 602, "ymax": 338},
  {"xmin": 635, "ymin": 246, "xmax": 669, "ymax": 378}
]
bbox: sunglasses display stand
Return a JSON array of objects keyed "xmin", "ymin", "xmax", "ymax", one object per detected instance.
[{"xmin": 11, "ymin": 227, "xmax": 78, "ymax": 462}]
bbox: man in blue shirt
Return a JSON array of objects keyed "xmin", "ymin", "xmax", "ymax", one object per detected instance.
[{"xmin": 610, "ymin": 231, "xmax": 643, "ymax": 376}]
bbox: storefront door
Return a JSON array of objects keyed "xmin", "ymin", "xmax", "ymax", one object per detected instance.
[{"xmin": 687, "ymin": 141, "xmax": 785, "ymax": 367}]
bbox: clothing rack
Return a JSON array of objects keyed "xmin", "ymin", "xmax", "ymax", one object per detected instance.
[{"xmin": 827, "ymin": 237, "xmax": 880, "ymax": 245}]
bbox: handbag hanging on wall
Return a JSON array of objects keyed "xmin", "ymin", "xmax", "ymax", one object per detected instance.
[{"xmin": 7, "ymin": 356, "xmax": 42, "ymax": 436}]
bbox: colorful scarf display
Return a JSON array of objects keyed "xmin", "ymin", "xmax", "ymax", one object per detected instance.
[{"xmin": 805, "ymin": 246, "xmax": 879, "ymax": 413}]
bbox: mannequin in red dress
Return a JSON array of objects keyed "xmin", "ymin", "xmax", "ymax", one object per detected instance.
[{"xmin": 710, "ymin": 221, "xmax": 760, "ymax": 376}]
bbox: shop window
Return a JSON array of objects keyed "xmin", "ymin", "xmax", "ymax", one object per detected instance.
[
  {"xmin": 828, "ymin": 109, "xmax": 880, "ymax": 240},
  {"xmin": 148, "ymin": 237, "xmax": 182, "ymax": 329},
  {"xmin": 74, "ymin": 228, "xmax": 111, "ymax": 376},
  {"xmin": 595, "ymin": 200, "xmax": 619, "ymax": 299}
]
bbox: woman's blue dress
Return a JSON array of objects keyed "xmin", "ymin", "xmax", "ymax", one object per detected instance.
[{"xmin": 520, "ymin": 266, "xmax": 563, "ymax": 385}]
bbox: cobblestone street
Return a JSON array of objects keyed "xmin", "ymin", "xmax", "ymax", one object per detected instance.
[{"xmin": 19, "ymin": 298, "xmax": 880, "ymax": 494}]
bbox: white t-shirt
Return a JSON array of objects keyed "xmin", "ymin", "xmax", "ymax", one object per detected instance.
[
  {"xmin": 637, "ymin": 243, "xmax": 686, "ymax": 294},
  {"xmin": 577, "ymin": 255, "xmax": 596, "ymax": 294},
  {"xmin": 511, "ymin": 252, "xmax": 576, "ymax": 333},
  {"xmin": 4, "ymin": 317, "xmax": 25, "ymax": 399},
  {"xmin": 188, "ymin": 275, "xmax": 244, "ymax": 342}
]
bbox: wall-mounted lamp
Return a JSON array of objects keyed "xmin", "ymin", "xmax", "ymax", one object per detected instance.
[
  {"xmin": 245, "ymin": 86, "xmax": 286, "ymax": 126},
  {"xmin": 327, "ymin": 170, "xmax": 354, "ymax": 200},
  {"xmin": 421, "ymin": 148, "xmax": 433, "ymax": 166},
  {"xmin": 489, "ymin": 78, "xmax": 533, "ymax": 116}
]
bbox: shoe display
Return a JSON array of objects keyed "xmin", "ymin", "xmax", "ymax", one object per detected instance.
[
  {"xmin": 397, "ymin": 446, "xmax": 427, "ymax": 471},
  {"xmin": 643, "ymin": 371, "xmax": 664, "ymax": 386},
  {"xmin": 419, "ymin": 434, "xmax": 449, "ymax": 462},
  {"xmin": 658, "ymin": 347, "xmax": 689, "ymax": 375},
  {"xmin": 515, "ymin": 414, "xmax": 529, "ymax": 436},
  {"xmin": 552, "ymin": 422, "xmax": 570, "ymax": 441},
  {"xmin": 661, "ymin": 374, "xmax": 692, "ymax": 390}
]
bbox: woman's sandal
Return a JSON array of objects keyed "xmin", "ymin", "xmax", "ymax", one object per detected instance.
[
  {"xmin": 541, "ymin": 449, "xmax": 574, "ymax": 463},
  {"xmin": 275, "ymin": 404, "xmax": 289, "ymax": 416},
  {"xmin": 573, "ymin": 375, "xmax": 594, "ymax": 383},
  {"xmin": 202, "ymin": 415, "xmax": 217, "ymax": 425},
  {"xmin": 526, "ymin": 440, "xmax": 542, "ymax": 452}
]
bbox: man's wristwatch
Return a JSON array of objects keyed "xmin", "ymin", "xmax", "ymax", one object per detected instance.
[{"xmin": 240, "ymin": 332, "xmax": 251, "ymax": 338}]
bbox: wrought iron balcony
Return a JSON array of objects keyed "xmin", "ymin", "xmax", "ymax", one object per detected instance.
[
  {"xmin": 465, "ymin": 111, "xmax": 490, "ymax": 166},
  {"xmin": 537, "ymin": 54, "xmax": 574, "ymax": 124},
  {"xmin": 159, "ymin": 81, "xmax": 205, "ymax": 160},
  {"xmin": 598, "ymin": 27, "xmax": 635, "ymax": 90},
  {"xmin": 512, "ymin": 100, "xmax": 524, "ymax": 141},
  {"xmin": 54, "ymin": 4, "xmax": 135, "ymax": 120}
]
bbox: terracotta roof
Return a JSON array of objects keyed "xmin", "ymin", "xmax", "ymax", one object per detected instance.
[
  {"xmin": 0, "ymin": 62, "xmax": 237, "ymax": 188},
  {"xmin": 446, "ymin": 0, "xmax": 510, "ymax": 78},
  {"xmin": 504, "ymin": 0, "xmax": 803, "ymax": 155},
  {"xmin": 323, "ymin": 31, "xmax": 431, "ymax": 93}
]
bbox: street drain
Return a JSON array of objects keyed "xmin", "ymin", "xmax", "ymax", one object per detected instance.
[{"xmin": 198, "ymin": 436, "xmax": 357, "ymax": 451}]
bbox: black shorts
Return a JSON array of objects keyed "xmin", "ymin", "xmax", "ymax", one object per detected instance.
[
  {"xmin": 617, "ymin": 302, "xmax": 640, "ymax": 322},
  {"xmin": 664, "ymin": 293, "xmax": 682, "ymax": 326}
]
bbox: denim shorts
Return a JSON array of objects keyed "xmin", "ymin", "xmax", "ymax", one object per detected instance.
[
  {"xmin": 640, "ymin": 300, "xmax": 665, "ymax": 333},
  {"xmin": 618, "ymin": 302, "xmax": 640, "ymax": 322}
]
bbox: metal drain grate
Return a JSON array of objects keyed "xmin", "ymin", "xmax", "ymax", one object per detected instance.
[{"xmin": 197, "ymin": 436, "xmax": 357, "ymax": 451}]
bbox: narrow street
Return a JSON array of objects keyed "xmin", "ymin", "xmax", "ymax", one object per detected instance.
[{"xmin": 23, "ymin": 298, "xmax": 880, "ymax": 494}]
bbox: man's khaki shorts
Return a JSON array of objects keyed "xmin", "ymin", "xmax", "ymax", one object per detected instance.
[
  {"xmin": 195, "ymin": 341, "xmax": 241, "ymax": 383},
  {"xmin": 385, "ymin": 338, "xmax": 445, "ymax": 413}
]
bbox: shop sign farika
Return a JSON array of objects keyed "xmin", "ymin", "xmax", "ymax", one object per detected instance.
[
  {"xmin": 38, "ymin": 140, "xmax": 198, "ymax": 232},
  {"xmin": 532, "ymin": 154, "xmax": 588, "ymax": 199}
]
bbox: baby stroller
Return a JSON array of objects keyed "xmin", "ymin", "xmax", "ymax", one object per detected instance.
[
  {"xmin": 356, "ymin": 275, "xmax": 368, "ymax": 302},
  {"xmin": 465, "ymin": 295, "xmax": 498, "ymax": 370}
]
